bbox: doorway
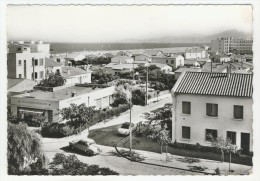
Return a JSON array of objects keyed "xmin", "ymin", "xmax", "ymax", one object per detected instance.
[{"xmin": 241, "ymin": 133, "xmax": 250, "ymax": 155}]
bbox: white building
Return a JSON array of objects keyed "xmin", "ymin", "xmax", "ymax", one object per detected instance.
[
  {"xmin": 10, "ymin": 84, "xmax": 116, "ymax": 122},
  {"xmin": 171, "ymin": 72, "xmax": 253, "ymax": 155},
  {"xmin": 151, "ymin": 54, "xmax": 184, "ymax": 69},
  {"xmin": 7, "ymin": 43, "xmax": 47, "ymax": 82},
  {"xmin": 184, "ymin": 48, "xmax": 206, "ymax": 59},
  {"xmin": 150, "ymin": 63, "xmax": 173, "ymax": 74},
  {"xmin": 61, "ymin": 66, "xmax": 92, "ymax": 85}
]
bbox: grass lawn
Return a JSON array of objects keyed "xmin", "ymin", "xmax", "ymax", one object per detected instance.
[{"xmin": 89, "ymin": 125, "xmax": 252, "ymax": 166}]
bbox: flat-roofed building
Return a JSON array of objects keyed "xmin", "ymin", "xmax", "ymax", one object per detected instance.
[
  {"xmin": 10, "ymin": 84, "xmax": 116, "ymax": 122},
  {"xmin": 171, "ymin": 72, "xmax": 253, "ymax": 155},
  {"xmin": 211, "ymin": 37, "xmax": 253, "ymax": 54}
]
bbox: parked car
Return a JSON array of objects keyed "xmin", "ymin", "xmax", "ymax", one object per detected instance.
[
  {"xmin": 118, "ymin": 122, "xmax": 137, "ymax": 136},
  {"xmin": 69, "ymin": 139, "xmax": 101, "ymax": 156}
]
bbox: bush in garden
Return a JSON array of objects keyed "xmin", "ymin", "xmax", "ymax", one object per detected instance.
[{"xmin": 42, "ymin": 104, "xmax": 130, "ymax": 138}]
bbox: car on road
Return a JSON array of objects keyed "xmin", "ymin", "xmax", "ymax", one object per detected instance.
[
  {"xmin": 118, "ymin": 122, "xmax": 137, "ymax": 136},
  {"xmin": 69, "ymin": 139, "xmax": 101, "ymax": 156}
]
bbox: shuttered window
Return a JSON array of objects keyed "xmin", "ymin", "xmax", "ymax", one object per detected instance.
[
  {"xmin": 182, "ymin": 101, "xmax": 191, "ymax": 114},
  {"xmin": 234, "ymin": 105, "xmax": 243, "ymax": 119},
  {"xmin": 206, "ymin": 103, "xmax": 218, "ymax": 117},
  {"xmin": 182, "ymin": 126, "xmax": 190, "ymax": 139}
]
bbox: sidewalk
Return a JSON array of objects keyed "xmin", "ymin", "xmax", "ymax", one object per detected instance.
[{"xmin": 113, "ymin": 146, "xmax": 252, "ymax": 175}]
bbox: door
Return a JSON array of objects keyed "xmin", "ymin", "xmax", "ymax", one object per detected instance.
[{"xmin": 241, "ymin": 133, "xmax": 250, "ymax": 155}]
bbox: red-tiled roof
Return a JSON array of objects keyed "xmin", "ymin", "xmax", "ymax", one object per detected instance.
[{"xmin": 174, "ymin": 72, "xmax": 252, "ymax": 97}]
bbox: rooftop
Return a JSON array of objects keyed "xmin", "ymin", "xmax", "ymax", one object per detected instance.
[
  {"xmin": 61, "ymin": 66, "xmax": 91, "ymax": 78},
  {"xmin": 13, "ymin": 85, "xmax": 105, "ymax": 101},
  {"xmin": 174, "ymin": 72, "xmax": 252, "ymax": 97},
  {"xmin": 174, "ymin": 68, "xmax": 202, "ymax": 73},
  {"xmin": 104, "ymin": 63, "xmax": 138, "ymax": 70},
  {"xmin": 185, "ymin": 48, "xmax": 204, "ymax": 53},
  {"xmin": 144, "ymin": 49, "xmax": 163, "ymax": 56},
  {"xmin": 150, "ymin": 63, "xmax": 171, "ymax": 69},
  {"xmin": 8, "ymin": 78, "xmax": 35, "ymax": 89},
  {"xmin": 45, "ymin": 58, "xmax": 63, "ymax": 67}
]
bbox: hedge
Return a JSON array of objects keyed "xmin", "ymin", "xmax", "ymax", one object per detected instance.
[{"xmin": 42, "ymin": 104, "xmax": 131, "ymax": 138}]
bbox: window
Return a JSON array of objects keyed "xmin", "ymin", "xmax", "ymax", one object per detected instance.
[
  {"xmin": 227, "ymin": 131, "xmax": 236, "ymax": 144},
  {"xmin": 182, "ymin": 101, "xmax": 191, "ymax": 114},
  {"xmin": 234, "ymin": 105, "xmax": 243, "ymax": 119},
  {"xmin": 171, "ymin": 60, "xmax": 174, "ymax": 64},
  {"xmin": 166, "ymin": 60, "xmax": 168, "ymax": 63},
  {"xmin": 206, "ymin": 103, "xmax": 218, "ymax": 117},
  {"xmin": 17, "ymin": 48, "xmax": 22, "ymax": 51},
  {"xmin": 18, "ymin": 60, "xmax": 22, "ymax": 66},
  {"xmin": 206, "ymin": 129, "xmax": 218, "ymax": 141},
  {"xmin": 18, "ymin": 74, "xmax": 22, "ymax": 78},
  {"xmin": 34, "ymin": 59, "xmax": 38, "ymax": 66},
  {"xmin": 182, "ymin": 126, "xmax": 190, "ymax": 139},
  {"xmin": 34, "ymin": 72, "xmax": 38, "ymax": 79},
  {"xmin": 40, "ymin": 71, "xmax": 44, "ymax": 78},
  {"xmin": 39, "ymin": 58, "xmax": 44, "ymax": 66}
]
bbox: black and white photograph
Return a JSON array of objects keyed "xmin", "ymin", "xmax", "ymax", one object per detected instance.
[{"xmin": 0, "ymin": 0, "xmax": 260, "ymax": 179}]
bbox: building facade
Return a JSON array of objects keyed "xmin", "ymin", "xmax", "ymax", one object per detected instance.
[
  {"xmin": 211, "ymin": 37, "xmax": 253, "ymax": 54},
  {"xmin": 171, "ymin": 72, "xmax": 253, "ymax": 155},
  {"xmin": 8, "ymin": 41, "xmax": 50, "ymax": 82},
  {"xmin": 10, "ymin": 85, "xmax": 116, "ymax": 123},
  {"xmin": 184, "ymin": 48, "xmax": 206, "ymax": 59}
]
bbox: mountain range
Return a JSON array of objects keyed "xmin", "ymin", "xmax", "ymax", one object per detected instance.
[{"xmin": 121, "ymin": 29, "xmax": 253, "ymax": 43}]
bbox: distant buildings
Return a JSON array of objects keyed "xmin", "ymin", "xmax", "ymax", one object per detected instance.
[
  {"xmin": 150, "ymin": 54, "xmax": 184, "ymax": 69},
  {"xmin": 104, "ymin": 62, "xmax": 138, "ymax": 75},
  {"xmin": 184, "ymin": 48, "xmax": 206, "ymax": 59},
  {"xmin": 211, "ymin": 37, "xmax": 253, "ymax": 54},
  {"xmin": 171, "ymin": 72, "xmax": 253, "ymax": 155}
]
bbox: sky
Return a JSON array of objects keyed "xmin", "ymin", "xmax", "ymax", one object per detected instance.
[{"xmin": 6, "ymin": 5, "xmax": 253, "ymax": 43}]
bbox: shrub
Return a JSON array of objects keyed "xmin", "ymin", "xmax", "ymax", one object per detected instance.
[{"xmin": 42, "ymin": 104, "xmax": 130, "ymax": 138}]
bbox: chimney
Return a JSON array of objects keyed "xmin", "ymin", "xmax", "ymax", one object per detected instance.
[
  {"xmin": 66, "ymin": 87, "xmax": 69, "ymax": 95},
  {"xmin": 226, "ymin": 65, "xmax": 231, "ymax": 78},
  {"xmin": 52, "ymin": 92, "xmax": 55, "ymax": 98},
  {"xmin": 67, "ymin": 68, "xmax": 70, "ymax": 75}
]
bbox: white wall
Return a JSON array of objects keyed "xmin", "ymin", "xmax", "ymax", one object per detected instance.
[{"xmin": 172, "ymin": 94, "xmax": 253, "ymax": 151}]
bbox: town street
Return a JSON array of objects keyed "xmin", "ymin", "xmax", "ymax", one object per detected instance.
[{"xmin": 41, "ymin": 97, "xmax": 200, "ymax": 175}]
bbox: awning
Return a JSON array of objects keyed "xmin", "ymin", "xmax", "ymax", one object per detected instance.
[{"xmin": 19, "ymin": 109, "xmax": 44, "ymax": 114}]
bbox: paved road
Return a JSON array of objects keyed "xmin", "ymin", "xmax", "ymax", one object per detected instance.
[
  {"xmin": 90, "ymin": 96, "xmax": 172, "ymax": 130},
  {"xmin": 42, "ymin": 98, "xmax": 200, "ymax": 175}
]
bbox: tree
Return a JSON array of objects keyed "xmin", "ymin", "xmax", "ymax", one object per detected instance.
[
  {"xmin": 60, "ymin": 103, "xmax": 96, "ymax": 132},
  {"xmin": 38, "ymin": 72, "xmax": 66, "ymax": 87},
  {"xmin": 8, "ymin": 122, "xmax": 47, "ymax": 174},
  {"xmin": 147, "ymin": 123, "xmax": 171, "ymax": 162},
  {"xmin": 49, "ymin": 153, "xmax": 118, "ymax": 175},
  {"xmin": 111, "ymin": 83, "xmax": 131, "ymax": 107},
  {"xmin": 209, "ymin": 135, "xmax": 238, "ymax": 172}
]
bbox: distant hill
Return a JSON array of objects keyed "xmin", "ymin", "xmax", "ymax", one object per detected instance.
[{"xmin": 121, "ymin": 29, "xmax": 253, "ymax": 43}]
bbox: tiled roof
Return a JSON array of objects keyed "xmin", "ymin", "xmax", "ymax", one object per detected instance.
[
  {"xmin": 61, "ymin": 66, "xmax": 91, "ymax": 78},
  {"xmin": 144, "ymin": 49, "xmax": 163, "ymax": 56},
  {"xmin": 45, "ymin": 58, "xmax": 63, "ymax": 67},
  {"xmin": 174, "ymin": 72, "xmax": 252, "ymax": 97}
]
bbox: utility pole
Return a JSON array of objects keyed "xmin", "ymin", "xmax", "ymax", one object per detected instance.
[
  {"xmin": 146, "ymin": 65, "xmax": 148, "ymax": 105},
  {"xmin": 129, "ymin": 55, "xmax": 135, "ymax": 152}
]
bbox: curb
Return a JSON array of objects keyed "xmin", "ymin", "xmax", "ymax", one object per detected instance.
[{"xmin": 115, "ymin": 134, "xmax": 216, "ymax": 175}]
